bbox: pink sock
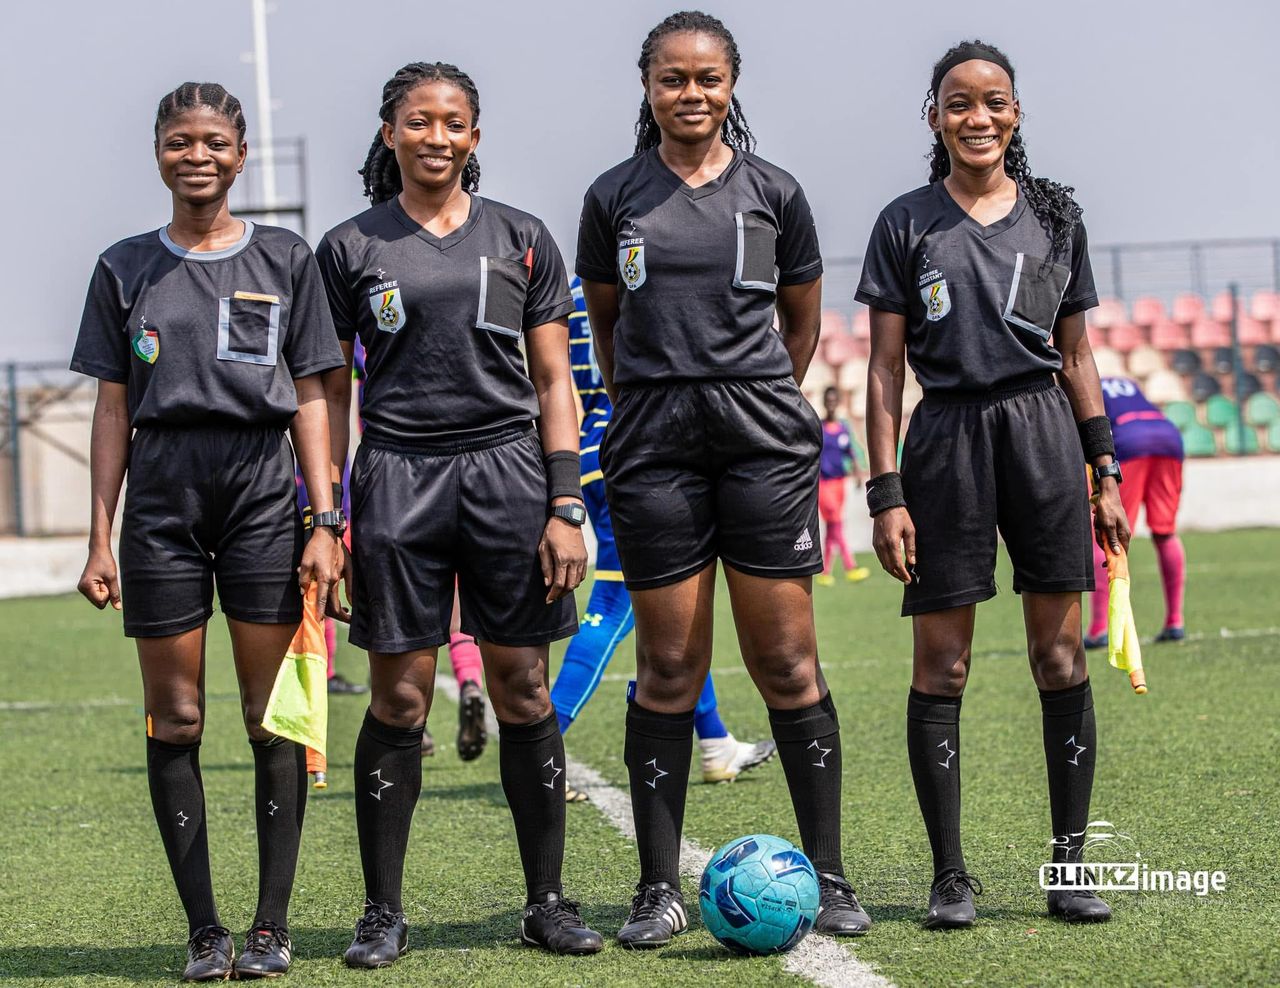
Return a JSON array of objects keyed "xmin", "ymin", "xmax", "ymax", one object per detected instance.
[
  {"xmin": 324, "ymin": 618, "xmax": 337, "ymax": 677},
  {"xmin": 1087, "ymin": 543, "xmax": 1109, "ymax": 638},
  {"xmin": 449, "ymin": 633, "xmax": 483, "ymax": 687},
  {"xmin": 1153, "ymin": 534, "xmax": 1186, "ymax": 629}
]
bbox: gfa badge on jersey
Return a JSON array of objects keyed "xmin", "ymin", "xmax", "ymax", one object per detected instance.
[
  {"xmin": 131, "ymin": 326, "xmax": 159, "ymax": 364},
  {"xmin": 921, "ymin": 279, "xmax": 951, "ymax": 321},
  {"xmin": 368, "ymin": 280, "xmax": 406, "ymax": 333},
  {"xmin": 618, "ymin": 239, "xmax": 646, "ymax": 291}
]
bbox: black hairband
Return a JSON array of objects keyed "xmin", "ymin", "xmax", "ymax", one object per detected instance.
[{"xmin": 930, "ymin": 44, "xmax": 1016, "ymax": 100}]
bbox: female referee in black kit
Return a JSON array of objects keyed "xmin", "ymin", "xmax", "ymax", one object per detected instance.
[
  {"xmin": 70, "ymin": 83, "xmax": 345, "ymax": 980},
  {"xmin": 577, "ymin": 11, "xmax": 871, "ymax": 947},
  {"xmin": 858, "ymin": 41, "xmax": 1130, "ymax": 929},
  {"xmin": 316, "ymin": 62, "xmax": 602, "ymax": 964}
]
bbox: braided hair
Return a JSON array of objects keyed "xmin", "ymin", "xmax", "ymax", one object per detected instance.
[
  {"xmin": 633, "ymin": 11, "xmax": 755, "ymax": 156},
  {"xmin": 360, "ymin": 62, "xmax": 481, "ymax": 204},
  {"xmin": 923, "ymin": 40, "xmax": 1082, "ymax": 261},
  {"xmin": 154, "ymin": 82, "xmax": 246, "ymax": 143}
]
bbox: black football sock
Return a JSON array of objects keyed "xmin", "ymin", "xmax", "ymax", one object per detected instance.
[
  {"xmin": 146, "ymin": 737, "xmax": 220, "ymax": 934},
  {"xmin": 625, "ymin": 701, "xmax": 695, "ymax": 888},
  {"xmin": 1040, "ymin": 679, "xmax": 1097, "ymax": 864},
  {"xmin": 768, "ymin": 692, "xmax": 845, "ymax": 876},
  {"xmin": 354, "ymin": 709, "xmax": 423, "ymax": 913},
  {"xmin": 249, "ymin": 736, "xmax": 308, "ymax": 928},
  {"xmin": 498, "ymin": 711, "xmax": 566, "ymax": 903},
  {"xmin": 906, "ymin": 689, "xmax": 966, "ymax": 877}
]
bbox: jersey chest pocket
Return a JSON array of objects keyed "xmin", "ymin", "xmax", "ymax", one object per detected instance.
[
  {"xmin": 218, "ymin": 291, "xmax": 281, "ymax": 365},
  {"xmin": 733, "ymin": 211, "xmax": 778, "ymax": 292},
  {"xmin": 476, "ymin": 256, "xmax": 529, "ymax": 339},
  {"xmin": 1002, "ymin": 253, "xmax": 1071, "ymax": 341}
]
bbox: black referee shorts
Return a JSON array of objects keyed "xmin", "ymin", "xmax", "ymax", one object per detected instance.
[
  {"xmin": 900, "ymin": 376, "xmax": 1094, "ymax": 616},
  {"xmin": 601, "ymin": 377, "xmax": 823, "ymax": 590},
  {"xmin": 120, "ymin": 427, "xmax": 304, "ymax": 637},
  {"xmin": 348, "ymin": 428, "xmax": 578, "ymax": 654}
]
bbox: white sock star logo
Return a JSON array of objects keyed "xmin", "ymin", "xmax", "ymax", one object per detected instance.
[
  {"xmin": 937, "ymin": 738, "xmax": 955, "ymax": 769},
  {"xmin": 645, "ymin": 758, "xmax": 668, "ymax": 789},
  {"xmin": 808, "ymin": 739, "xmax": 831, "ymax": 768},
  {"xmin": 1065, "ymin": 736, "xmax": 1087, "ymax": 766},
  {"xmin": 542, "ymin": 757, "xmax": 562, "ymax": 790},
  {"xmin": 266, "ymin": 800, "xmax": 279, "ymax": 817},
  {"xmin": 176, "ymin": 811, "xmax": 189, "ymax": 828},
  {"xmin": 369, "ymin": 769, "xmax": 394, "ymax": 800}
]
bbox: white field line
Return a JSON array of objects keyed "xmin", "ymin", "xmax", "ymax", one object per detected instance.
[{"xmin": 435, "ymin": 674, "xmax": 894, "ymax": 988}]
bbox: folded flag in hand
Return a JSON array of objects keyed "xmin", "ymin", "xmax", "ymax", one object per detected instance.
[
  {"xmin": 1104, "ymin": 543, "xmax": 1147, "ymax": 694},
  {"xmin": 263, "ymin": 585, "xmax": 330, "ymax": 752}
]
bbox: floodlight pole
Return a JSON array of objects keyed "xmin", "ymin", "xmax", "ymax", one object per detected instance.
[
  {"xmin": 1228, "ymin": 282, "xmax": 1248, "ymax": 455},
  {"xmin": 251, "ymin": 0, "xmax": 278, "ymax": 224}
]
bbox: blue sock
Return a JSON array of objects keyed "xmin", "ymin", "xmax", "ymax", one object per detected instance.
[
  {"xmin": 550, "ymin": 579, "xmax": 634, "ymax": 734},
  {"xmin": 693, "ymin": 675, "xmax": 728, "ymax": 740}
]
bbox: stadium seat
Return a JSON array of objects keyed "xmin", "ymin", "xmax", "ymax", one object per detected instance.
[
  {"xmin": 1162, "ymin": 400, "xmax": 1199, "ymax": 430},
  {"xmin": 850, "ymin": 308, "xmax": 871, "ymax": 340},
  {"xmin": 820, "ymin": 309, "xmax": 849, "ymax": 336},
  {"xmin": 1269, "ymin": 420, "xmax": 1280, "ymax": 454},
  {"xmin": 1150, "ymin": 321, "xmax": 1191, "ymax": 351},
  {"xmin": 1210, "ymin": 346, "xmax": 1236, "ymax": 374},
  {"xmin": 1125, "ymin": 345, "xmax": 1164, "ymax": 379},
  {"xmin": 1091, "ymin": 347, "xmax": 1125, "ymax": 377},
  {"xmin": 1142, "ymin": 369, "xmax": 1187, "ymax": 404},
  {"xmin": 1249, "ymin": 291, "xmax": 1278, "ymax": 322},
  {"xmin": 1169, "ymin": 348, "xmax": 1202, "ymax": 374},
  {"xmin": 1223, "ymin": 421, "xmax": 1259, "ymax": 455},
  {"xmin": 1239, "ymin": 317, "xmax": 1271, "ymax": 345},
  {"xmin": 1244, "ymin": 392, "xmax": 1280, "ymax": 427},
  {"xmin": 1253, "ymin": 344, "xmax": 1280, "ymax": 373},
  {"xmin": 1089, "ymin": 297, "xmax": 1127, "ymax": 330},
  {"xmin": 1130, "ymin": 296, "xmax": 1166, "ymax": 327},
  {"xmin": 1189, "ymin": 372, "xmax": 1221, "ymax": 402},
  {"xmin": 1192, "ymin": 320, "xmax": 1232, "ymax": 349},
  {"xmin": 821, "ymin": 333, "xmax": 857, "ymax": 367},
  {"xmin": 1181, "ymin": 422, "xmax": 1218, "ymax": 457},
  {"xmin": 1204, "ymin": 394, "xmax": 1238, "ymax": 429},
  {"xmin": 1106, "ymin": 323, "xmax": 1143, "ymax": 353},
  {"xmin": 1237, "ymin": 372, "xmax": 1263, "ymax": 401},
  {"xmin": 1210, "ymin": 291, "xmax": 1238, "ymax": 322},
  {"xmin": 1171, "ymin": 293, "xmax": 1205, "ymax": 325},
  {"xmin": 1086, "ymin": 324, "xmax": 1109, "ymax": 349}
]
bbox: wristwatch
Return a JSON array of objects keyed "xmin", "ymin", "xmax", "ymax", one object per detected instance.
[
  {"xmin": 1091, "ymin": 461, "xmax": 1123, "ymax": 487},
  {"xmin": 311, "ymin": 508, "xmax": 348, "ymax": 538},
  {"xmin": 550, "ymin": 502, "xmax": 587, "ymax": 527}
]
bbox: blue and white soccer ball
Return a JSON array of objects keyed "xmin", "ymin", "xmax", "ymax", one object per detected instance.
[{"xmin": 699, "ymin": 834, "xmax": 820, "ymax": 955}]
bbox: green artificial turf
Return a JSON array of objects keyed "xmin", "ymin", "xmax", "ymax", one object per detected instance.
[{"xmin": 1, "ymin": 529, "xmax": 1277, "ymax": 986}]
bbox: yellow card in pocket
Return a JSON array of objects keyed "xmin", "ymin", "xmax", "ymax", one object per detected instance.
[{"xmin": 233, "ymin": 290, "xmax": 280, "ymax": 304}]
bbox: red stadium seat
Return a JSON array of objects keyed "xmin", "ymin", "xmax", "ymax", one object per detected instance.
[
  {"xmin": 1171, "ymin": 293, "xmax": 1205, "ymax": 325},
  {"xmin": 1239, "ymin": 317, "xmax": 1270, "ymax": 346},
  {"xmin": 1088, "ymin": 297, "xmax": 1127, "ymax": 330},
  {"xmin": 850, "ymin": 308, "xmax": 871, "ymax": 340},
  {"xmin": 1150, "ymin": 321, "xmax": 1191, "ymax": 351},
  {"xmin": 1191, "ymin": 319, "xmax": 1231, "ymax": 348},
  {"xmin": 1130, "ymin": 296, "xmax": 1166, "ymax": 327},
  {"xmin": 1250, "ymin": 291, "xmax": 1279, "ymax": 322},
  {"xmin": 820, "ymin": 308, "xmax": 849, "ymax": 337},
  {"xmin": 1107, "ymin": 323, "xmax": 1143, "ymax": 353},
  {"xmin": 1086, "ymin": 324, "xmax": 1109, "ymax": 349},
  {"xmin": 1210, "ymin": 291, "xmax": 1237, "ymax": 322}
]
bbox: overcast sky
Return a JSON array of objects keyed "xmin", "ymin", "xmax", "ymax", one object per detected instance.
[{"xmin": 3, "ymin": 0, "xmax": 1276, "ymax": 362}]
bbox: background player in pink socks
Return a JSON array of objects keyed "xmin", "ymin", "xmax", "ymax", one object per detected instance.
[
  {"xmin": 817, "ymin": 386, "xmax": 870, "ymax": 586},
  {"xmin": 1085, "ymin": 377, "xmax": 1187, "ymax": 648}
]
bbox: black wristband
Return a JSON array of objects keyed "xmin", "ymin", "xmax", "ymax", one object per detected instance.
[
  {"xmin": 866, "ymin": 471, "xmax": 906, "ymax": 517},
  {"xmin": 544, "ymin": 451, "xmax": 582, "ymax": 501},
  {"xmin": 1077, "ymin": 415, "xmax": 1116, "ymax": 461}
]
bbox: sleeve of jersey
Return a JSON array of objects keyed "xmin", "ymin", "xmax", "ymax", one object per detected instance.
[
  {"xmin": 853, "ymin": 210, "xmax": 909, "ymax": 315},
  {"xmin": 68, "ymin": 256, "xmax": 129, "ymax": 383},
  {"xmin": 776, "ymin": 184, "xmax": 823, "ymax": 286},
  {"xmin": 283, "ymin": 243, "xmax": 347, "ymax": 379},
  {"xmin": 524, "ymin": 225, "xmax": 576, "ymax": 329},
  {"xmin": 575, "ymin": 185, "xmax": 616, "ymax": 284},
  {"xmin": 1059, "ymin": 221, "xmax": 1100, "ymax": 317},
  {"xmin": 314, "ymin": 235, "xmax": 359, "ymax": 343}
]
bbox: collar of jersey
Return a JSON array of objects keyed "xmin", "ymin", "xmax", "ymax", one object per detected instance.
[
  {"xmin": 647, "ymin": 146, "xmax": 742, "ymax": 201},
  {"xmin": 388, "ymin": 194, "xmax": 484, "ymax": 250},
  {"xmin": 932, "ymin": 179, "xmax": 1026, "ymax": 240},
  {"xmin": 158, "ymin": 221, "xmax": 255, "ymax": 261}
]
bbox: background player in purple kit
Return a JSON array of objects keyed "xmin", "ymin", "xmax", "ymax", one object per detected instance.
[{"xmin": 1085, "ymin": 376, "xmax": 1187, "ymax": 647}]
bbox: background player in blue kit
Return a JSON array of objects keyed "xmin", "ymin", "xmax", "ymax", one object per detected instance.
[{"xmin": 550, "ymin": 278, "xmax": 776, "ymax": 796}]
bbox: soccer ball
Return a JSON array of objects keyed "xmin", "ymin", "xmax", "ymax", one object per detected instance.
[{"xmin": 699, "ymin": 834, "xmax": 819, "ymax": 955}]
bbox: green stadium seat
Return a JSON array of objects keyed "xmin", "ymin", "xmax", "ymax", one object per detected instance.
[
  {"xmin": 1269, "ymin": 420, "xmax": 1280, "ymax": 454},
  {"xmin": 1244, "ymin": 392, "xmax": 1280, "ymax": 427},
  {"xmin": 1204, "ymin": 394, "xmax": 1238, "ymax": 429},
  {"xmin": 1181, "ymin": 423, "xmax": 1218, "ymax": 457},
  {"xmin": 1163, "ymin": 400, "xmax": 1199, "ymax": 430},
  {"xmin": 1223, "ymin": 421, "xmax": 1259, "ymax": 455}
]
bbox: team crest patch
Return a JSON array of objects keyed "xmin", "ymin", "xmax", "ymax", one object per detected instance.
[
  {"xmin": 368, "ymin": 280, "xmax": 406, "ymax": 333},
  {"xmin": 131, "ymin": 327, "xmax": 159, "ymax": 364},
  {"xmin": 618, "ymin": 239, "xmax": 646, "ymax": 291},
  {"xmin": 922, "ymin": 280, "xmax": 951, "ymax": 321}
]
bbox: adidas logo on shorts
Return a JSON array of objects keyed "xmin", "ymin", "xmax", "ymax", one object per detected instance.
[{"xmin": 794, "ymin": 527, "xmax": 814, "ymax": 552}]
